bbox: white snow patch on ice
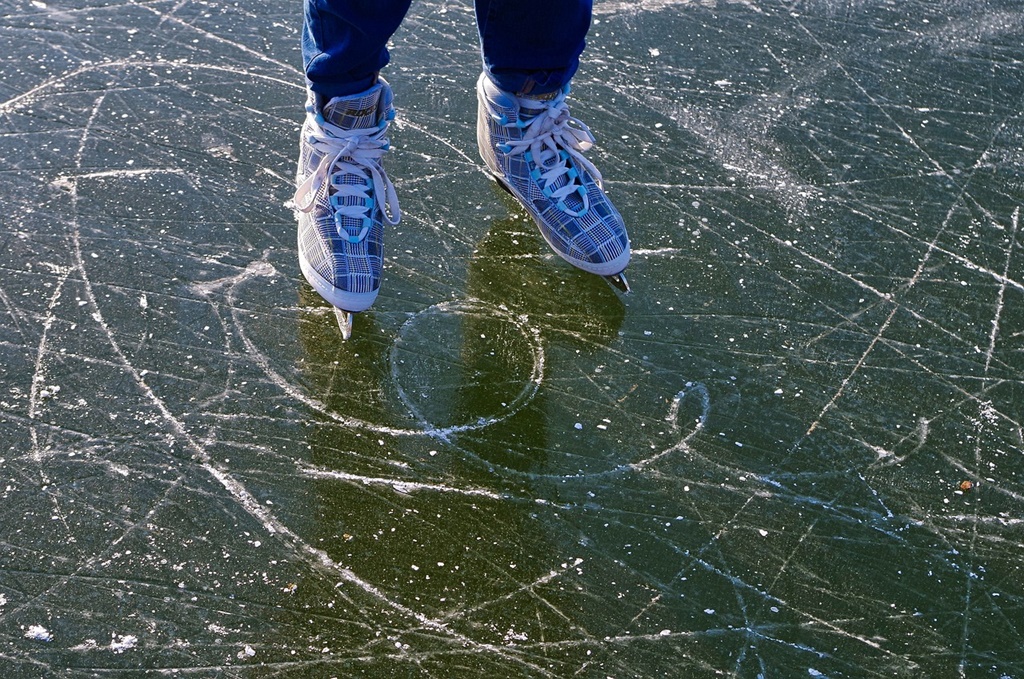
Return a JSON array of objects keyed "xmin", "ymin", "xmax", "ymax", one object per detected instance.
[
  {"xmin": 110, "ymin": 634, "xmax": 138, "ymax": 653},
  {"xmin": 25, "ymin": 625, "xmax": 52, "ymax": 641}
]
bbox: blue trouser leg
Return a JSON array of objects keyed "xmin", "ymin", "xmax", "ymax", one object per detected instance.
[
  {"xmin": 474, "ymin": 0, "xmax": 592, "ymax": 95},
  {"xmin": 302, "ymin": 0, "xmax": 592, "ymax": 99},
  {"xmin": 302, "ymin": 0, "xmax": 412, "ymax": 100}
]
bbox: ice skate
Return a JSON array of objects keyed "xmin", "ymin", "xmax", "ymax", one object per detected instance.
[
  {"xmin": 294, "ymin": 79, "xmax": 400, "ymax": 339},
  {"xmin": 476, "ymin": 73, "xmax": 630, "ymax": 289}
]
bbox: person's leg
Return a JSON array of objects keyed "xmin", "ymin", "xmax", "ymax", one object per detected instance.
[
  {"xmin": 474, "ymin": 0, "xmax": 592, "ymax": 95},
  {"xmin": 303, "ymin": 0, "xmax": 412, "ymax": 103},
  {"xmin": 473, "ymin": 0, "xmax": 630, "ymax": 284},
  {"xmin": 296, "ymin": 0, "xmax": 409, "ymax": 337}
]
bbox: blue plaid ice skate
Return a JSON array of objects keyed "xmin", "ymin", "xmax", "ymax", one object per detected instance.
[
  {"xmin": 294, "ymin": 79, "xmax": 400, "ymax": 314},
  {"xmin": 476, "ymin": 73, "xmax": 630, "ymax": 278}
]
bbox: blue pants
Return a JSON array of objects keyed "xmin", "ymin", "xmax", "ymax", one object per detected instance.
[{"xmin": 303, "ymin": 0, "xmax": 592, "ymax": 100}]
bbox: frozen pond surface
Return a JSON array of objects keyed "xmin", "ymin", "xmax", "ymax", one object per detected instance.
[{"xmin": 2, "ymin": 0, "xmax": 1024, "ymax": 676}]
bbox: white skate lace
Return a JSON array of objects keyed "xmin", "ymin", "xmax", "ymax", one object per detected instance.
[
  {"xmin": 294, "ymin": 115, "xmax": 400, "ymax": 242},
  {"xmin": 500, "ymin": 94, "xmax": 602, "ymax": 217}
]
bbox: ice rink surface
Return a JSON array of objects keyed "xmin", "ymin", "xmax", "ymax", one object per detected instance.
[{"xmin": 2, "ymin": 0, "xmax": 1023, "ymax": 676}]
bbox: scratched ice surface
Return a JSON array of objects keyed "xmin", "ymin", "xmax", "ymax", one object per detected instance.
[{"xmin": 2, "ymin": 0, "xmax": 1023, "ymax": 676}]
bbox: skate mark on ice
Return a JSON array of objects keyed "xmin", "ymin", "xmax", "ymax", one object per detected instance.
[
  {"xmin": 221, "ymin": 266, "xmax": 548, "ymax": 440},
  {"xmin": 630, "ymin": 383, "xmax": 710, "ymax": 471}
]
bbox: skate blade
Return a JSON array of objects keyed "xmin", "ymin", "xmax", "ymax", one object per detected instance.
[
  {"xmin": 333, "ymin": 307, "xmax": 354, "ymax": 340},
  {"xmin": 605, "ymin": 271, "xmax": 631, "ymax": 294},
  {"xmin": 492, "ymin": 175, "xmax": 514, "ymax": 196}
]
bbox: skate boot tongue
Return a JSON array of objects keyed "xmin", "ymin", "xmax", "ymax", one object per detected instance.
[
  {"xmin": 322, "ymin": 84, "xmax": 384, "ymax": 130},
  {"xmin": 516, "ymin": 89, "xmax": 560, "ymax": 119},
  {"xmin": 515, "ymin": 90, "xmax": 588, "ymax": 215}
]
